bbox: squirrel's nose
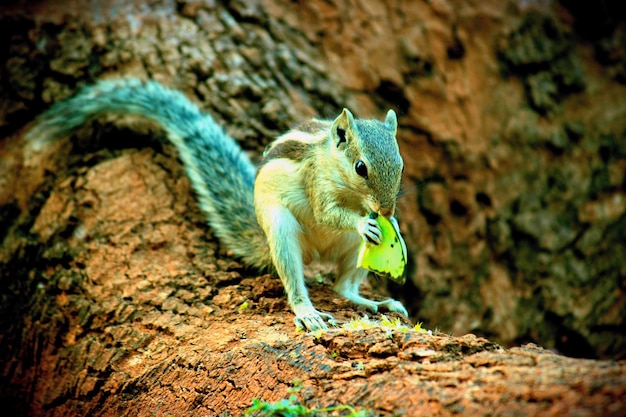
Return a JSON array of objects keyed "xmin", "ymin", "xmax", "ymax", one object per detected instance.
[{"xmin": 378, "ymin": 207, "xmax": 394, "ymax": 218}]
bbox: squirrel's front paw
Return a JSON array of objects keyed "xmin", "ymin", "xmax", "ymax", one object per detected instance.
[
  {"xmin": 357, "ymin": 216, "xmax": 382, "ymax": 244},
  {"xmin": 293, "ymin": 305, "xmax": 336, "ymax": 331}
]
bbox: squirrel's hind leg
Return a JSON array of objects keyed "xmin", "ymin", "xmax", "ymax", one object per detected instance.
[{"xmin": 334, "ymin": 254, "xmax": 409, "ymax": 317}]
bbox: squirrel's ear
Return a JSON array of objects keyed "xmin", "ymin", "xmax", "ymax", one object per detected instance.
[
  {"xmin": 331, "ymin": 108, "xmax": 357, "ymax": 148},
  {"xmin": 385, "ymin": 109, "xmax": 398, "ymax": 137}
]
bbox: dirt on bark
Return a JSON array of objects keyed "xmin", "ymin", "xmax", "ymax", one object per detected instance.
[{"xmin": 1, "ymin": 0, "xmax": 626, "ymax": 416}]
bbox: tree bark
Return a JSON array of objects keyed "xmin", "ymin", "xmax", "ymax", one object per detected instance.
[{"xmin": 1, "ymin": 0, "xmax": 625, "ymax": 415}]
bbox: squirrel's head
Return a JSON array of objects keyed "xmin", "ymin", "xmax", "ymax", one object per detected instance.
[{"xmin": 330, "ymin": 108, "xmax": 403, "ymax": 217}]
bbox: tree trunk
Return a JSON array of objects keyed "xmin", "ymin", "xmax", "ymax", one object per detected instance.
[{"xmin": 1, "ymin": 0, "xmax": 625, "ymax": 415}]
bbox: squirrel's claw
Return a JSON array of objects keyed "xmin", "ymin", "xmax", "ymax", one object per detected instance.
[
  {"xmin": 358, "ymin": 217, "xmax": 382, "ymax": 245},
  {"xmin": 377, "ymin": 299, "xmax": 409, "ymax": 316},
  {"xmin": 339, "ymin": 290, "xmax": 409, "ymax": 317},
  {"xmin": 293, "ymin": 305, "xmax": 336, "ymax": 331}
]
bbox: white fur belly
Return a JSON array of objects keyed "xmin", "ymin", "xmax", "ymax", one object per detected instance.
[
  {"xmin": 281, "ymin": 187, "xmax": 361, "ymax": 266},
  {"xmin": 300, "ymin": 223, "xmax": 360, "ymax": 265}
]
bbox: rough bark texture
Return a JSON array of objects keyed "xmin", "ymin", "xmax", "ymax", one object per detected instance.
[{"xmin": 1, "ymin": 0, "xmax": 625, "ymax": 416}]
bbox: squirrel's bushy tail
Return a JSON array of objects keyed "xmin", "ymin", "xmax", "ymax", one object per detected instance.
[{"xmin": 27, "ymin": 78, "xmax": 271, "ymax": 269}]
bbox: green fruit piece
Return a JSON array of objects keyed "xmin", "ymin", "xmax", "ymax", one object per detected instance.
[{"xmin": 356, "ymin": 213, "xmax": 407, "ymax": 284}]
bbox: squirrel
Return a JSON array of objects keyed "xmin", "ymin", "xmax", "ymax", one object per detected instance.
[{"xmin": 26, "ymin": 78, "xmax": 409, "ymax": 331}]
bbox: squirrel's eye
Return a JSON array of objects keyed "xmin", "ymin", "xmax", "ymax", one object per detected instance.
[{"xmin": 355, "ymin": 160, "xmax": 368, "ymax": 179}]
